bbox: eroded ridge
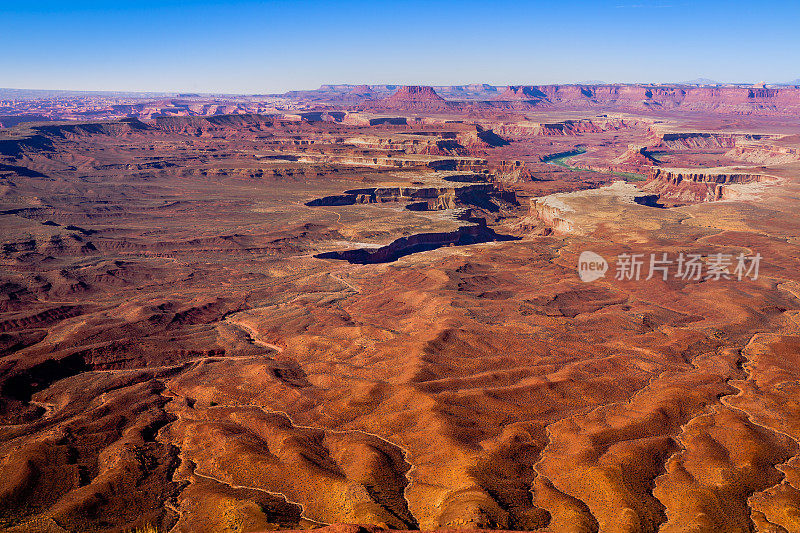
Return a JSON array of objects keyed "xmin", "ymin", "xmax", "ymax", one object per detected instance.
[{"xmin": 1, "ymin": 87, "xmax": 800, "ymax": 532}]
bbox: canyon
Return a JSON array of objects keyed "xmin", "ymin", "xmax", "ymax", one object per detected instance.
[{"xmin": 1, "ymin": 84, "xmax": 800, "ymax": 533}]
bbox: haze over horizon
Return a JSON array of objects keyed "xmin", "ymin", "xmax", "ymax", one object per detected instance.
[{"xmin": 2, "ymin": 0, "xmax": 799, "ymax": 94}]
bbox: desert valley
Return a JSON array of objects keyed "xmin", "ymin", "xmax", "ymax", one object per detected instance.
[{"xmin": 2, "ymin": 82, "xmax": 800, "ymax": 533}]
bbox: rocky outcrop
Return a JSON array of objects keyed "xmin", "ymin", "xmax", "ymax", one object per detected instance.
[
  {"xmin": 385, "ymin": 86, "xmax": 445, "ymax": 103},
  {"xmin": 32, "ymin": 118, "xmax": 151, "ymax": 139},
  {"xmin": 456, "ymin": 125, "xmax": 509, "ymax": 148},
  {"xmin": 289, "ymin": 151, "xmax": 487, "ymax": 170},
  {"xmin": 293, "ymin": 83, "xmax": 800, "ymax": 114},
  {"xmin": 149, "ymin": 114, "xmax": 275, "ymax": 135},
  {"xmin": 613, "ymin": 145, "xmax": 659, "ymax": 167},
  {"xmin": 726, "ymin": 143, "xmax": 800, "ymax": 164},
  {"xmin": 29, "ymin": 115, "xmax": 278, "ymax": 140},
  {"xmin": 411, "ymin": 127, "xmax": 508, "ymax": 156},
  {"xmin": 494, "ymin": 86, "xmax": 547, "ymax": 101},
  {"xmin": 341, "ymin": 114, "xmax": 408, "ymax": 126},
  {"xmin": 426, "ymin": 157, "xmax": 489, "ymax": 171},
  {"xmin": 489, "ymin": 118, "xmax": 631, "ymax": 138},
  {"xmin": 647, "ymin": 168, "xmax": 766, "ymax": 185},
  {"xmin": 456, "ymin": 85, "xmax": 800, "ymax": 115},
  {"xmin": 368, "ymin": 86, "xmax": 451, "ymax": 112},
  {"xmin": 641, "ymin": 168, "xmax": 769, "ymax": 203},
  {"xmin": 306, "ymin": 184, "xmax": 494, "ymax": 212},
  {"xmin": 491, "ymin": 160, "xmax": 536, "ymax": 182},
  {"xmin": 529, "ymin": 198, "xmax": 575, "ymax": 234},
  {"xmin": 653, "ymin": 131, "xmax": 769, "ymax": 149},
  {"xmin": 533, "ymin": 85, "xmax": 800, "ymax": 114},
  {"xmin": 536, "ymin": 120, "xmax": 606, "ymax": 136},
  {"xmin": 405, "ymin": 194, "xmax": 457, "ymax": 211},
  {"xmin": 347, "ymin": 85, "xmax": 377, "ymax": 98},
  {"xmin": 417, "ymin": 139, "xmax": 471, "ymax": 156}
]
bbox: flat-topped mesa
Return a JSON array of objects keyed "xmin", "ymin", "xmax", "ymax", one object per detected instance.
[
  {"xmin": 306, "ymin": 182, "xmax": 505, "ymax": 213},
  {"xmin": 652, "ymin": 131, "xmax": 771, "ymax": 149},
  {"xmin": 316, "ymin": 224, "xmax": 518, "ymax": 264},
  {"xmin": 647, "ymin": 168, "xmax": 767, "ymax": 185},
  {"xmin": 494, "ymin": 85, "xmax": 547, "ymax": 101},
  {"xmin": 641, "ymin": 168, "xmax": 770, "ymax": 203},
  {"xmin": 29, "ymin": 119, "xmax": 151, "ymax": 140},
  {"xmin": 387, "ymin": 85, "xmax": 445, "ymax": 101},
  {"xmin": 347, "ymin": 84, "xmax": 377, "ymax": 98},
  {"xmin": 374, "ymin": 86, "xmax": 451, "ymax": 111},
  {"xmin": 535, "ymin": 119, "xmax": 617, "ymax": 136},
  {"xmin": 13, "ymin": 115, "xmax": 275, "ymax": 143},
  {"xmin": 726, "ymin": 143, "xmax": 800, "ymax": 164},
  {"xmin": 488, "ymin": 84, "xmax": 800, "ymax": 114},
  {"xmin": 488, "ymin": 118, "xmax": 631, "ymax": 138},
  {"xmin": 149, "ymin": 114, "xmax": 275, "ymax": 135}
]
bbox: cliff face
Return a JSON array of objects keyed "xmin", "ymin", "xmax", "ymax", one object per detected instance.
[
  {"xmin": 0, "ymin": 119, "xmax": 187, "ymax": 155},
  {"xmin": 726, "ymin": 144, "xmax": 800, "ymax": 164},
  {"xmin": 485, "ymin": 85, "xmax": 800, "ymax": 115},
  {"xmin": 647, "ymin": 168, "xmax": 766, "ymax": 185},
  {"xmin": 316, "ymin": 224, "xmax": 518, "ymax": 264},
  {"xmin": 349, "ymin": 84, "xmax": 800, "ymax": 115},
  {"xmin": 488, "ymin": 118, "xmax": 632, "ymax": 138},
  {"xmin": 532, "ymin": 85, "xmax": 800, "ymax": 113},
  {"xmin": 494, "ymin": 86, "xmax": 547, "ymax": 101},
  {"xmin": 613, "ymin": 145, "xmax": 659, "ymax": 167},
  {"xmin": 640, "ymin": 168, "xmax": 768, "ymax": 203},
  {"xmin": 347, "ymin": 85, "xmax": 377, "ymax": 98},
  {"xmin": 32, "ymin": 119, "xmax": 151, "ymax": 139},
  {"xmin": 31, "ymin": 115, "xmax": 276, "ymax": 138},
  {"xmin": 491, "ymin": 159, "xmax": 537, "ymax": 182},
  {"xmin": 652, "ymin": 131, "xmax": 771, "ymax": 149},
  {"xmin": 529, "ymin": 198, "xmax": 576, "ymax": 234},
  {"xmin": 659, "ymin": 132, "xmax": 738, "ymax": 149},
  {"xmin": 456, "ymin": 125, "xmax": 509, "ymax": 148},
  {"xmin": 306, "ymin": 185, "xmax": 492, "ymax": 211}
]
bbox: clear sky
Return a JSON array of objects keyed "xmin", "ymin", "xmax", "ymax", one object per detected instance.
[{"xmin": 1, "ymin": 0, "xmax": 798, "ymax": 94}]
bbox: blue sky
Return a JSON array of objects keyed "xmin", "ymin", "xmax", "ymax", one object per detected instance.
[{"xmin": 1, "ymin": 0, "xmax": 798, "ymax": 93}]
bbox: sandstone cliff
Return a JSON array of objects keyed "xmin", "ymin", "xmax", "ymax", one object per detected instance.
[
  {"xmin": 641, "ymin": 168, "xmax": 769, "ymax": 203},
  {"xmin": 368, "ymin": 86, "xmax": 451, "ymax": 112}
]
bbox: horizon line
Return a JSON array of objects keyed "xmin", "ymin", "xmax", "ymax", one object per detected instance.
[{"xmin": 3, "ymin": 80, "xmax": 799, "ymax": 97}]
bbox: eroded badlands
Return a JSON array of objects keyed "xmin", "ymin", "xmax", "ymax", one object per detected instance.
[{"xmin": 1, "ymin": 85, "xmax": 800, "ymax": 532}]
